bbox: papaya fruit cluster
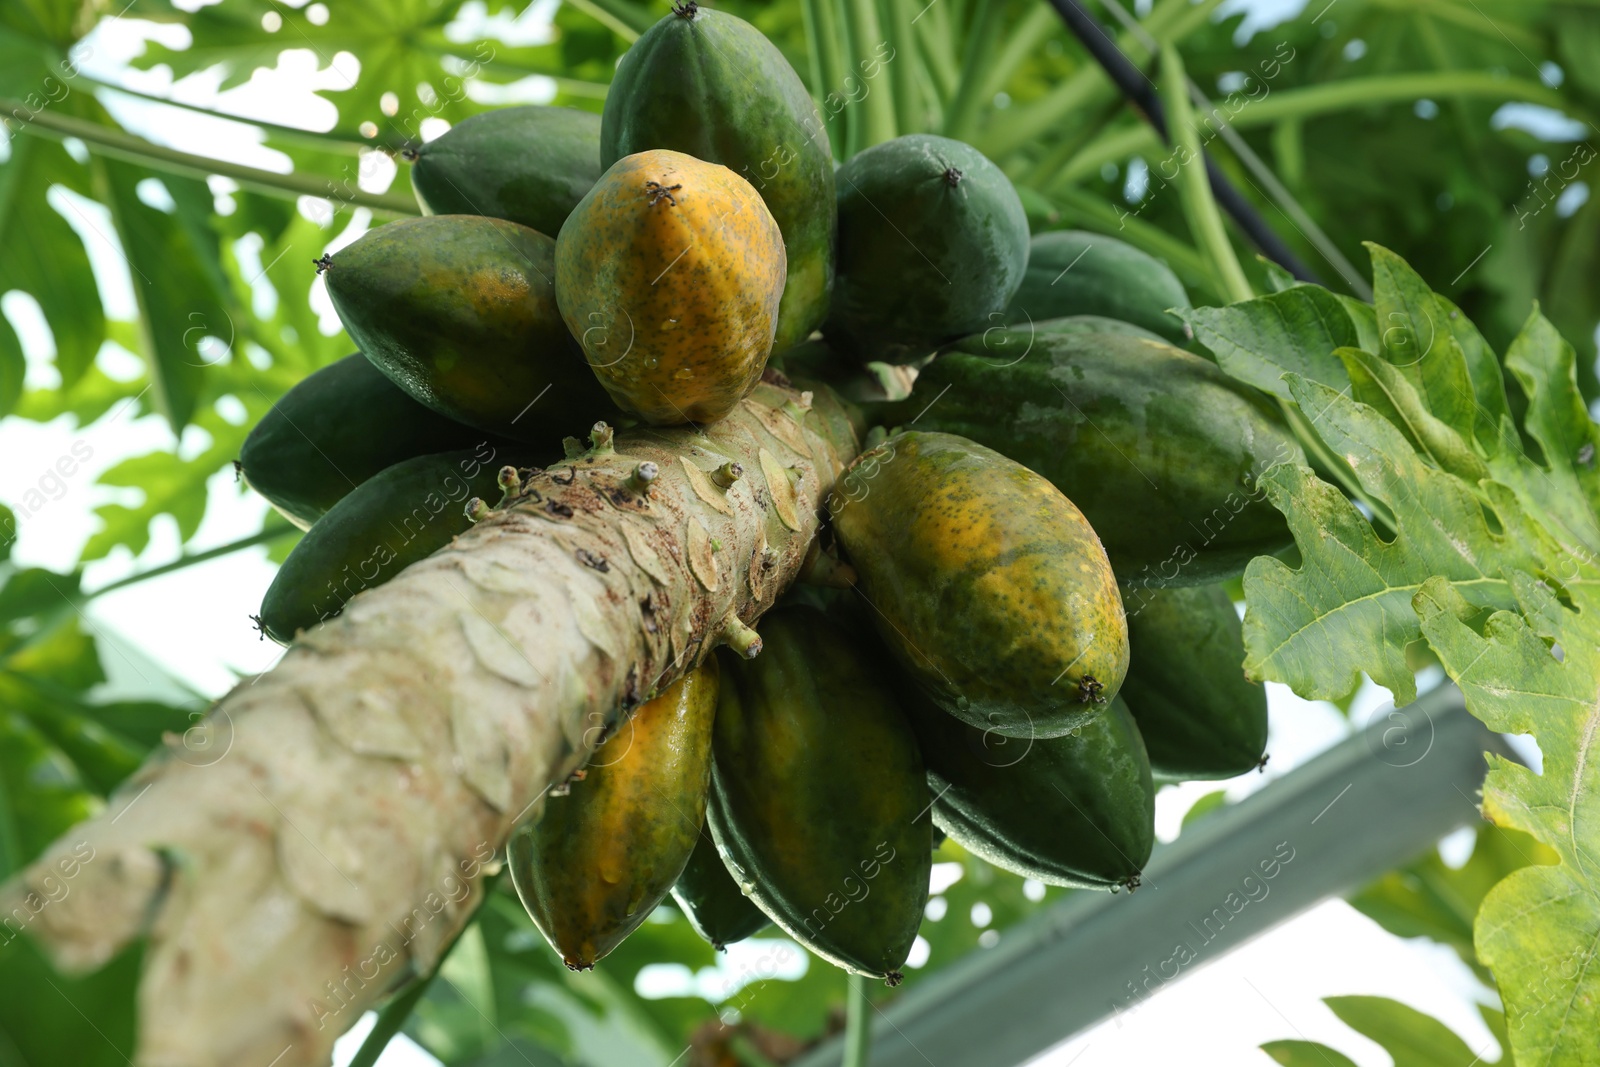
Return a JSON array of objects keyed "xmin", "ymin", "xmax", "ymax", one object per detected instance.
[{"xmin": 240, "ymin": 1, "xmax": 1285, "ymax": 983}]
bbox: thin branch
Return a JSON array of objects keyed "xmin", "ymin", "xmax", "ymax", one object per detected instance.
[
  {"xmin": 86, "ymin": 522, "xmax": 299, "ymax": 600},
  {"xmin": 2, "ymin": 103, "xmax": 420, "ymax": 216}
]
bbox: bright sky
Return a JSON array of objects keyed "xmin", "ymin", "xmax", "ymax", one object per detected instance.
[{"xmin": 0, "ymin": 0, "xmax": 1541, "ymax": 1064}]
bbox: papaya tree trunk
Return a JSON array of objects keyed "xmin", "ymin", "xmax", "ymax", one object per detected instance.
[{"xmin": 0, "ymin": 379, "xmax": 859, "ymax": 1067}]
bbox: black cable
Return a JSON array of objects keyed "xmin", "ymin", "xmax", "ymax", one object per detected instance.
[{"xmin": 1045, "ymin": 0, "xmax": 1323, "ymax": 285}]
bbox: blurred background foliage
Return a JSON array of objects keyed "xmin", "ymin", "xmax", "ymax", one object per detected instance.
[{"xmin": 0, "ymin": 0, "xmax": 1591, "ymax": 1062}]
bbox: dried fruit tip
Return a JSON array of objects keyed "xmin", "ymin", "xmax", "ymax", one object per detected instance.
[
  {"xmin": 719, "ymin": 616, "xmax": 763, "ymax": 659},
  {"xmin": 1123, "ymin": 874, "xmax": 1141, "ymax": 894},
  {"xmin": 627, "ymin": 462, "xmax": 659, "ymax": 496},
  {"xmin": 465, "ymin": 497, "xmax": 491, "ymax": 523},
  {"xmin": 1076, "ymin": 674, "xmax": 1105, "ymax": 704},
  {"xmin": 1257, "ymin": 754, "xmax": 1270, "ymax": 774},
  {"xmin": 711, "ymin": 461, "xmax": 743, "ymax": 489},
  {"xmin": 944, "ymin": 166, "xmax": 964, "ymax": 187},
  {"xmin": 590, "ymin": 421, "xmax": 615, "ymax": 453},
  {"xmin": 885, "ymin": 971, "xmax": 905, "ymax": 988},
  {"xmin": 672, "ymin": 0, "xmax": 699, "ymax": 19},
  {"xmin": 312, "ymin": 254, "xmax": 333, "ymax": 274}
]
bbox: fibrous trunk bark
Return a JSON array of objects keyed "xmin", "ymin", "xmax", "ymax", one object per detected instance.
[{"xmin": 0, "ymin": 379, "xmax": 859, "ymax": 1067}]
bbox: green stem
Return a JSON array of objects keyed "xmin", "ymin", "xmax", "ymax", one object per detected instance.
[
  {"xmin": 843, "ymin": 973, "xmax": 872, "ymax": 1067},
  {"xmin": 563, "ymin": 0, "xmax": 652, "ymax": 39},
  {"xmin": 880, "ymin": 0, "xmax": 925, "ymax": 136},
  {"xmin": 941, "ymin": 0, "xmax": 1005, "ymax": 142},
  {"xmin": 1283, "ymin": 403, "xmax": 1398, "ymax": 536},
  {"xmin": 2, "ymin": 104, "xmax": 419, "ymax": 215},
  {"xmin": 86, "ymin": 522, "xmax": 299, "ymax": 601},
  {"xmin": 844, "ymin": 0, "xmax": 897, "ymax": 147},
  {"xmin": 1159, "ymin": 45, "xmax": 1252, "ymax": 304},
  {"xmin": 84, "ymin": 77, "xmax": 385, "ymax": 155},
  {"xmin": 913, "ymin": 1, "xmax": 959, "ymax": 102},
  {"xmin": 347, "ymin": 871, "xmax": 503, "ymax": 1067},
  {"xmin": 1232, "ymin": 70, "xmax": 1586, "ymax": 130},
  {"xmin": 803, "ymin": 0, "xmax": 851, "ymax": 158}
]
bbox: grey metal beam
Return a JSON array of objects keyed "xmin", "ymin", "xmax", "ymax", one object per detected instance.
[{"xmin": 793, "ymin": 686, "xmax": 1511, "ymax": 1067}]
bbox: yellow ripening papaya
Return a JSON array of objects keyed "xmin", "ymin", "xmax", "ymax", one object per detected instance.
[
  {"xmin": 554, "ymin": 149, "xmax": 786, "ymax": 426},
  {"xmin": 830, "ymin": 431, "xmax": 1128, "ymax": 739},
  {"xmin": 508, "ymin": 660, "xmax": 719, "ymax": 970}
]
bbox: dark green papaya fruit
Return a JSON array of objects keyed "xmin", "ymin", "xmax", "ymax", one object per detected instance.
[
  {"xmin": 409, "ymin": 106, "xmax": 602, "ymax": 237},
  {"xmin": 322, "ymin": 214, "xmax": 617, "ymax": 440},
  {"xmin": 1120, "ymin": 584, "xmax": 1268, "ymax": 779},
  {"xmin": 883, "ymin": 328, "xmax": 1304, "ymax": 587},
  {"xmin": 830, "ymin": 431, "xmax": 1128, "ymax": 739},
  {"xmin": 671, "ymin": 831, "xmax": 769, "ymax": 951},
  {"xmin": 825, "ymin": 134, "xmax": 1029, "ymax": 363},
  {"xmin": 1004, "ymin": 231, "xmax": 1191, "ymax": 345},
  {"xmin": 239, "ymin": 354, "xmax": 502, "ymax": 530},
  {"xmin": 709, "ymin": 606, "xmax": 930, "ymax": 983},
  {"xmin": 257, "ymin": 446, "xmax": 507, "ymax": 643},
  {"xmin": 602, "ymin": 2, "xmax": 834, "ymax": 353},
  {"xmin": 510, "ymin": 661, "xmax": 718, "ymax": 969},
  {"xmin": 905, "ymin": 691, "xmax": 1153, "ymax": 889}
]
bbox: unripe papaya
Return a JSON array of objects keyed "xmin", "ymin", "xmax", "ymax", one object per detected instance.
[
  {"xmin": 322, "ymin": 214, "xmax": 616, "ymax": 440},
  {"xmin": 257, "ymin": 446, "xmax": 507, "ymax": 644},
  {"xmin": 830, "ymin": 431, "xmax": 1128, "ymax": 739},
  {"xmin": 671, "ymin": 831, "xmax": 769, "ymax": 951},
  {"xmin": 509, "ymin": 661, "xmax": 719, "ymax": 969},
  {"xmin": 709, "ymin": 607, "xmax": 930, "ymax": 982},
  {"xmin": 239, "ymin": 354, "xmax": 503, "ymax": 530},
  {"xmin": 556, "ymin": 150, "xmax": 785, "ymax": 426},
  {"xmin": 602, "ymin": 2, "xmax": 834, "ymax": 353},
  {"xmin": 825, "ymin": 134, "xmax": 1029, "ymax": 363},
  {"xmin": 904, "ymin": 691, "xmax": 1153, "ymax": 889},
  {"xmin": 409, "ymin": 105, "xmax": 602, "ymax": 237},
  {"xmin": 1120, "ymin": 584, "xmax": 1268, "ymax": 780},
  {"xmin": 1004, "ymin": 231, "xmax": 1192, "ymax": 346},
  {"xmin": 885, "ymin": 328, "xmax": 1304, "ymax": 587}
]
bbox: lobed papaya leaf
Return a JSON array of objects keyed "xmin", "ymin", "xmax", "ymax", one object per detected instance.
[
  {"xmin": 0, "ymin": 137, "xmax": 105, "ymax": 389},
  {"xmin": 1240, "ymin": 249, "xmax": 1600, "ymax": 1065},
  {"xmin": 1176, "ymin": 285, "xmax": 1357, "ymax": 402}
]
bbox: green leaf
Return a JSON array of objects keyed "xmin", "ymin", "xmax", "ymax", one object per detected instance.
[
  {"xmin": 1261, "ymin": 1039, "xmax": 1360, "ymax": 1067},
  {"xmin": 1367, "ymin": 243, "xmax": 1490, "ymax": 452},
  {"xmin": 0, "ymin": 307, "xmax": 24, "ymax": 418},
  {"xmin": 1179, "ymin": 286, "xmax": 1358, "ymax": 402},
  {"xmin": 1335, "ymin": 346, "xmax": 1487, "ymax": 484},
  {"xmin": 1348, "ymin": 822, "xmax": 1556, "ymax": 986},
  {"xmin": 0, "ymin": 938, "xmax": 142, "ymax": 1067},
  {"xmin": 1324, "ymin": 995, "xmax": 1482, "ymax": 1066},
  {"xmin": 1242, "ymin": 251, "xmax": 1600, "ymax": 1066},
  {"xmin": 0, "ymin": 135, "xmax": 105, "ymax": 388},
  {"xmin": 93, "ymin": 157, "xmax": 231, "ymax": 432}
]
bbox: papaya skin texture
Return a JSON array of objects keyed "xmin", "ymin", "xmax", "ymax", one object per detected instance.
[
  {"xmin": 672, "ymin": 828, "xmax": 769, "ymax": 950},
  {"xmin": 708, "ymin": 607, "xmax": 931, "ymax": 982},
  {"xmin": 601, "ymin": 4, "xmax": 835, "ymax": 353},
  {"xmin": 556, "ymin": 150, "xmax": 786, "ymax": 426},
  {"xmin": 510, "ymin": 660, "xmax": 718, "ymax": 969},
  {"xmin": 323, "ymin": 214, "xmax": 616, "ymax": 441},
  {"xmin": 0, "ymin": 381, "xmax": 856, "ymax": 1067},
  {"xmin": 831, "ymin": 431, "xmax": 1129, "ymax": 739}
]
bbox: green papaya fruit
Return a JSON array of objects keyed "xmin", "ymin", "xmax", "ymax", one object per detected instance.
[
  {"xmin": 671, "ymin": 831, "xmax": 769, "ymax": 951},
  {"xmin": 830, "ymin": 431, "xmax": 1128, "ymax": 739},
  {"xmin": 602, "ymin": 2, "xmax": 834, "ymax": 353},
  {"xmin": 322, "ymin": 214, "xmax": 616, "ymax": 440},
  {"xmin": 825, "ymin": 134, "xmax": 1029, "ymax": 363},
  {"xmin": 709, "ymin": 606, "xmax": 930, "ymax": 982},
  {"xmin": 1004, "ymin": 231, "xmax": 1192, "ymax": 345},
  {"xmin": 905, "ymin": 691, "xmax": 1153, "ymax": 889},
  {"xmin": 409, "ymin": 105, "xmax": 602, "ymax": 236},
  {"xmin": 257, "ymin": 446, "xmax": 507, "ymax": 644},
  {"xmin": 238, "ymin": 354, "xmax": 502, "ymax": 530},
  {"xmin": 1120, "ymin": 584, "xmax": 1268, "ymax": 779},
  {"xmin": 884, "ymin": 328, "xmax": 1304, "ymax": 587},
  {"xmin": 510, "ymin": 661, "xmax": 718, "ymax": 969}
]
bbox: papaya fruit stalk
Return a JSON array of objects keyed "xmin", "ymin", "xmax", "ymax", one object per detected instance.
[{"xmin": 0, "ymin": 379, "xmax": 859, "ymax": 1067}]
